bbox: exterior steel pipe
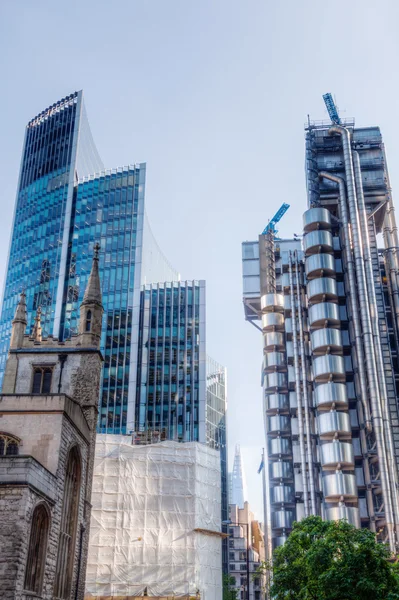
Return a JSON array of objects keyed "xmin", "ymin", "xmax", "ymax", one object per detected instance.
[
  {"xmin": 318, "ymin": 172, "xmax": 371, "ymax": 428},
  {"xmin": 353, "ymin": 150, "xmax": 399, "ymax": 542},
  {"xmin": 288, "ymin": 252, "xmax": 309, "ymax": 516},
  {"xmin": 296, "ymin": 256, "xmax": 317, "ymax": 514},
  {"xmin": 382, "ymin": 144, "xmax": 399, "ymax": 344},
  {"xmin": 384, "ymin": 216, "xmax": 399, "ymax": 328},
  {"xmin": 384, "ymin": 143, "xmax": 399, "ymax": 268},
  {"xmin": 328, "ymin": 125, "xmax": 395, "ymax": 552},
  {"xmin": 383, "ymin": 220, "xmax": 399, "ymax": 345}
]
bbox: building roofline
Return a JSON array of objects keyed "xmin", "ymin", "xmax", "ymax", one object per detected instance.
[{"xmin": 27, "ymin": 91, "xmax": 80, "ymax": 129}]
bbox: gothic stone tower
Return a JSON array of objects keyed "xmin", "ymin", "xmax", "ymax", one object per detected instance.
[{"xmin": 0, "ymin": 245, "xmax": 103, "ymax": 600}]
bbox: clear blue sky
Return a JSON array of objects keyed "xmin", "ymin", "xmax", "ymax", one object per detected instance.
[{"xmin": 1, "ymin": 0, "xmax": 399, "ymax": 518}]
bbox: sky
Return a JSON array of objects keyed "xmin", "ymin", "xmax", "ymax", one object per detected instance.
[{"xmin": 1, "ymin": 0, "xmax": 399, "ymax": 518}]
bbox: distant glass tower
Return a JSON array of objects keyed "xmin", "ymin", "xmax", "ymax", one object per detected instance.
[
  {"xmin": 206, "ymin": 355, "xmax": 228, "ymax": 575},
  {"xmin": 230, "ymin": 444, "xmax": 247, "ymax": 509}
]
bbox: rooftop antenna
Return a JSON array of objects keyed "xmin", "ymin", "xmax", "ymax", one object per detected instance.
[{"xmin": 322, "ymin": 93, "xmax": 341, "ymax": 125}]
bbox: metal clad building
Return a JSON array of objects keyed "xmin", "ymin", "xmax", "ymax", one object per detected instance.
[{"xmin": 243, "ymin": 105, "xmax": 399, "ymax": 553}]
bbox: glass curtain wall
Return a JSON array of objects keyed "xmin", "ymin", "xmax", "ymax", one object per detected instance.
[
  {"xmin": 135, "ymin": 281, "xmax": 205, "ymax": 442},
  {"xmin": 206, "ymin": 355, "xmax": 228, "ymax": 574},
  {"xmin": 61, "ymin": 165, "xmax": 145, "ymax": 434},
  {"xmin": 0, "ymin": 94, "xmax": 79, "ymax": 377},
  {"xmin": 0, "ymin": 91, "xmax": 103, "ymax": 382}
]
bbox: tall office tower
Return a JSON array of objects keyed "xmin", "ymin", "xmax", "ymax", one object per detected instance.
[
  {"xmin": 230, "ymin": 444, "xmax": 247, "ymax": 509},
  {"xmin": 0, "ymin": 92, "xmax": 103, "ymax": 375},
  {"xmin": 135, "ymin": 280, "xmax": 206, "ymax": 441},
  {"xmin": 242, "ymin": 100, "xmax": 399, "ymax": 553}
]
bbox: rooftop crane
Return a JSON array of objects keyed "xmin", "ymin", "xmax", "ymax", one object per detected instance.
[
  {"xmin": 262, "ymin": 203, "xmax": 290, "ymax": 236},
  {"xmin": 322, "ymin": 93, "xmax": 341, "ymax": 125}
]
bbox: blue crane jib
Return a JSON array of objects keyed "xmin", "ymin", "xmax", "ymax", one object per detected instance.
[
  {"xmin": 323, "ymin": 93, "xmax": 341, "ymax": 125},
  {"xmin": 262, "ymin": 203, "xmax": 290, "ymax": 235}
]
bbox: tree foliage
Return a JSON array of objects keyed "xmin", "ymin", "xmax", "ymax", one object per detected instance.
[
  {"xmin": 256, "ymin": 516, "xmax": 399, "ymax": 600},
  {"xmin": 223, "ymin": 574, "xmax": 239, "ymax": 600}
]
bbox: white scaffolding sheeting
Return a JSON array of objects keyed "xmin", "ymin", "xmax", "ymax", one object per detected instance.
[{"xmin": 86, "ymin": 436, "xmax": 222, "ymax": 600}]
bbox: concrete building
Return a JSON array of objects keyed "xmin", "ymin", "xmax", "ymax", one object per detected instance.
[
  {"xmin": 228, "ymin": 503, "xmax": 265, "ymax": 600},
  {"xmin": 242, "ymin": 99, "xmax": 399, "ymax": 553},
  {"xmin": 0, "ymin": 248, "xmax": 103, "ymax": 599}
]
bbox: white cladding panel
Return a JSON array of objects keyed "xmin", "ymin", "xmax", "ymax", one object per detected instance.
[{"xmin": 86, "ymin": 436, "xmax": 222, "ymax": 599}]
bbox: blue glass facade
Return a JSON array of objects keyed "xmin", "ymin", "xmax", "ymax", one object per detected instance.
[
  {"xmin": 206, "ymin": 355, "xmax": 228, "ymax": 574},
  {"xmin": 61, "ymin": 166, "xmax": 145, "ymax": 433},
  {"xmin": 0, "ymin": 95, "xmax": 77, "ymax": 372},
  {"xmin": 0, "ymin": 92, "xmax": 103, "ymax": 379},
  {"xmin": 136, "ymin": 281, "xmax": 206, "ymax": 442}
]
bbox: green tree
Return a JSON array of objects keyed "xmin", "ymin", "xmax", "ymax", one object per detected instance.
[
  {"xmin": 223, "ymin": 574, "xmax": 239, "ymax": 600},
  {"xmin": 255, "ymin": 516, "xmax": 399, "ymax": 600}
]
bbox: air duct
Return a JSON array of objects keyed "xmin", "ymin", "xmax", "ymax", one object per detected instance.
[
  {"xmin": 353, "ymin": 150, "xmax": 399, "ymax": 543},
  {"xmin": 288, "ymin": 252, "xmax": 309, "ymax": 516},
  {"xmin": 327, "ymin": 125, "xmax": 395, "ymax": 552},
  {"xmin": 295, "ymin": 254, "xmax": 317, "ymax": 514}
]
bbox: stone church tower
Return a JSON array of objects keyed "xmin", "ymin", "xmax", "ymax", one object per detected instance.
[{"xmin": 0, "ymin": 245, "xmax": 103, "ymax": 600}]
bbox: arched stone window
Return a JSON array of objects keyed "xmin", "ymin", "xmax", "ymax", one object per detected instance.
[
  {"xmin": 32, "ymin": 366, "xmax": 53, "ymax": 394},
  {"xmin": 85, "ymin": 310, "xmax": 92, "ymax": 332},
  {"xmin": 24, "ymin": 503, "xmax": 50, "ymax": 594},
  {"xmin": 0, "ymin": 432, "xmax": 20, "ymax": 456},
  {"xmin": 54, "ymin": 446, "xmax": 81, "ymax": 599}
]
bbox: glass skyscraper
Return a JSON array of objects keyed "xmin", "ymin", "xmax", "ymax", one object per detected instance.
[
  {"xmin": 135, "ymin": 280, "xmax": 206, "ymax": 442},
  {"xmin": 0, "ymin": 92, "xmax": 103, "ymax": 371},
  {"xmin": 61, "ymin": 166, "xmax": 147, "ymax": 434}
]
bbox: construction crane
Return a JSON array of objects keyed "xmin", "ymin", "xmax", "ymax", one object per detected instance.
[
  {"xmin": 262, "ymin": 203, "xmax": 290, "ymax": 236},
  {"xmin": 322, "ymin": 93, "xmax": 341, "ymax": 125}
]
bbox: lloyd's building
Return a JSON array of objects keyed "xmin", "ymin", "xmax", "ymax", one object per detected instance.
[
  {"xmin": 0, "ymin": 91, "xmax": 227, "ymax": 598},
  {"xmin": 242, "ymin": 96, "xmax": 399, "ymax": 554}
]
